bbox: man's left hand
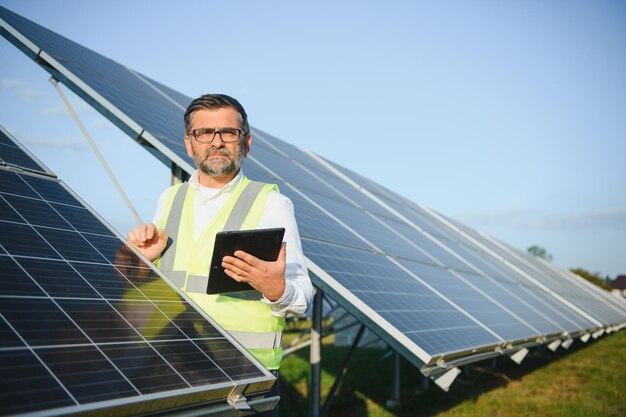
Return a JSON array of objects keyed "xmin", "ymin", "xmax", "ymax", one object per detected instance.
[{"xmin": 221, "ymin": 243, "xmax": 287, "ymax": 302}]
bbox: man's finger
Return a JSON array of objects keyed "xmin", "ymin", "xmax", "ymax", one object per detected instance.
[
  {"xmin": 232, "ymin": 250, "xmax": 260, "ymax": 265},
  {"xmin": 145, "ymin": 224, "xmax": 155, "ymax": 241},
  {"xmin": 156, "ymin": 228, "xmax": 167, "ymax": 242},
  {"xmin": 223, "ymin": 256, "xmax": 251, "ymax": 272},
  {"xmin": 277, "ymin": 242, "xmax": 286, "ymax": 262}
]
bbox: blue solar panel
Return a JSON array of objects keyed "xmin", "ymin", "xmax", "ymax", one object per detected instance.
[
  {"xmin": 0, "ymin": 128, "xmax": 274, "ymax": 416},
  {"xmin": 396, "ymin": 259, "xmax": 540, "ymax": 342},
  {"xmin": 0, "ymin": 127, "xmax": 51, "ymax": 175},
  {"xmin": 302, "ymin": 238, "xmax": 502, "ymax": 356},
  {"xmin": 312, "ymin": 153, "xmax": 625, "ymax": 332},
  {"xmin": 443, "ymin": 216, "xmax": 626, "ymax": 327}
]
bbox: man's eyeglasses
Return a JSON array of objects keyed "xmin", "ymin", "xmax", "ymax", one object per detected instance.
[{"xmin": 188, "ymin": 127, "xmax": 246, "ymax": 143}]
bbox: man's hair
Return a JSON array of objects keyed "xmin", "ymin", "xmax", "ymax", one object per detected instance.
[{"xmin": 184, "ymin": 94, "xmax": 249, "ymax": 134}]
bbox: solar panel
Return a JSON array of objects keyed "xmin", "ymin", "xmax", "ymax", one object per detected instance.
[
  {"xmin": 2, "ymin": 5, "xmax": 624, "ymax": 391},
  {"xmin": 436, "ymin": 213, "xmax": 626, "ymax": 327},
  {"xmin": 0, "ymin": 126, "xmax": 52, "ymax": 175},
  {"xmin": 319, "ymin": 157, "xmax": 623, "ymax": 332},
  {"xmin": 0, "ymin": 128, "xmax": 275, "ymax": 416}
]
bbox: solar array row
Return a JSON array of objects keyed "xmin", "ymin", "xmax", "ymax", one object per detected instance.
[{"xmin": 2, "ymin": 4, "xmax": 624, "ymax": 385}]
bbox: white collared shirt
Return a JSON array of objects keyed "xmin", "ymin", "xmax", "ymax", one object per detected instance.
[{"xmin": 152, "ymin": 169, "xmax": 313, "ymax": 317}]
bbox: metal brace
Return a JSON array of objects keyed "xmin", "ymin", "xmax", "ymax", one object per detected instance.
[{"xmin": 227, "ymin": 386, "xmax": 251, "ymax": 411}]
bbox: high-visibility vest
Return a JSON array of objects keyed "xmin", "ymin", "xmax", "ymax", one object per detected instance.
[{"xmin": 154, "ymin": 176, "xmax": 285, "ymax": 370}]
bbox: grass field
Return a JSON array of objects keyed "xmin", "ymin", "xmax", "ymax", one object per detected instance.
[{"xmin": 278, "ymin": 328, "xmax": 626, "ymax": 417}]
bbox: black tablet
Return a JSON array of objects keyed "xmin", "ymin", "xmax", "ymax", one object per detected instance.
[{"xmin": 207, "ymin": 227, "xmax": 285, "ymax": 294}]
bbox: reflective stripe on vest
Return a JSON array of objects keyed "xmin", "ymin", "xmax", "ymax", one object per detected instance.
[
  {"xmin": 159, "ymin": 180, "xmax": 267, "ymax": 292},
  {"xmin": 155, "ymin": 176, "xmax": 285, "ymax": 370}
]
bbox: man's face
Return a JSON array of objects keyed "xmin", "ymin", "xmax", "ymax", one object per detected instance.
[{"xmin": 184, "ymin": 108, "xmax": 251, "ymax": 177}]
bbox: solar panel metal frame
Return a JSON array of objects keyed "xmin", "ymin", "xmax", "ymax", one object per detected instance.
[{"xmin": 0, "ymin": 128, "xmax": 276, "ymax": 416}]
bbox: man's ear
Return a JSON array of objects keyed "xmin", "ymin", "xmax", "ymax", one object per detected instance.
[
  {"xmin": 184, "ymin": 135, "xmax": 194, "ymax": 158},
  {"xmin": 244, "ymin": 134, "xmax": 252, "ymax": 157}
]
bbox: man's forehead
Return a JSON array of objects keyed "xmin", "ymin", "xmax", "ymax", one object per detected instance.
[{"xmin": 190, "ymin": 107, "xmax": 241, "ymax": 126}]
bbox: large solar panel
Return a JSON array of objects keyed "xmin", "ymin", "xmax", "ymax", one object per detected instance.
[
  {"xmin": 2, "ymin": 5, "xmax": 624, "ymax": 390},
  {"xmin": 0, "ymin": 127, "xmax": 275, "ymax": 416}
]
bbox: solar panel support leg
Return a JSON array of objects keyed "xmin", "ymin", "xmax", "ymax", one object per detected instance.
[
  {"xmin": 309, "ymin": 289, "xmax": 323, "ymax": 417},
  {"xmin": 385, "ymin": 351, "xmax": 402, "ymax": 410},
  {"xmin": 420, "ymin": 373, "xmax": 430, "ymax": 391},
  {"xmin": 320, "ymin": 324, "xmax": 366, "ymax": 417},
  {"xmin": 171, "ymin": 163, "xmax": 189, "ymax": 185},
  {"xmin": 491, "ymin": 356, "xmax": 498, "ymax": 369}
]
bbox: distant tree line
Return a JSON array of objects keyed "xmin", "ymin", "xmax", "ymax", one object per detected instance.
[
  {"xmin": 569, "ymin": 268, "xmax": 612, "ymax": 291},
  {"xmin": 527, "ymin": 245, "xmax": 611, "ymax": 291}
]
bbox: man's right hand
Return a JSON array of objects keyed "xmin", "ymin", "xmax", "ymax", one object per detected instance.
[{"xmin": 127, "ymin": 223, "xmax": 168, "ymax": 262}]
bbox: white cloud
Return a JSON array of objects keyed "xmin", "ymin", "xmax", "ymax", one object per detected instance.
[
  {"xmin": 1, "ymin": 78, "xmax": 47, "ymax": 101},
  {"xmin": 40, "ymin": 98, "xmax": 98, "ymax": 118},
  {"xmin": 17, "ymin": 132, "xmax": 87, "ymax": 151},
  {"xmin": 41, "ymin": 104, "xmax": 67, "ymax": 116},
  {"xmin": 456, "ymin": 207, "xmax": 626, "ymax": 231},
  {"xmin": 541, "ymin": 208, "xmax": 626, "ymax": 230},
  {"xmin": 456, "ymin": 208, "xmax": 539, "ymax": 228}
]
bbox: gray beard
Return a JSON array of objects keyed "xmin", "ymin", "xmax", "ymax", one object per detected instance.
[{"xmin": 195, "ymin": 147, "xmax": 245, "ymax": 177}]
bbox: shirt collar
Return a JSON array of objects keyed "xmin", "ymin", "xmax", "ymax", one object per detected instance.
[{"xmin": 188, "ymin": 169, "xmax": 245, "ymax": 193}]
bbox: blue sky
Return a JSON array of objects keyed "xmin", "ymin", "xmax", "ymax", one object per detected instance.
[{"xmin": 1, "ymin": 0, "xmax": 625, "ymax": 278}]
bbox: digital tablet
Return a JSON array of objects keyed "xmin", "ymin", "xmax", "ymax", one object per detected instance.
[{"xmin": 206, "ymin": 228, "xmax": 285, "ymax": 294}]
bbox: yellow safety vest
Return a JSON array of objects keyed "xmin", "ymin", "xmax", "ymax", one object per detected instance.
[{"xmin": 155, "ymin": 176, "xmax": 285, "ymax": 370}]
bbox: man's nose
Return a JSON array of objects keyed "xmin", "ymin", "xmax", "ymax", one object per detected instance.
[{"xmin": 210, "ymin": 133, "xmax": 225, "ymax": 147}]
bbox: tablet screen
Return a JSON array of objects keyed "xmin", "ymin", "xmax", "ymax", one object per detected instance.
[{"xmin": 207, "ymin": 228, "xmax": 285, "ymax": 294}]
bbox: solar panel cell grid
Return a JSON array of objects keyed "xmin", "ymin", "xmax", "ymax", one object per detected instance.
[
  {"xmin": 456, "ymin": 273, "xmax": 563, "ymax": 335},
  {"xmin": 454, "ymin": 226, "xmax": 617, "ymax": 328},
  {"xmin": 0, "ymin": 133, "xmax": 47, "ymax": 173},
  {"xmin": 0, "ymin": 350, "xmax": 75, "ymax": 414},
  {"xmin": 397, "ymin": 259, "xmax": 538, "ymax": 342},
  {"xmin": 302, "ymin": 238, "xmax": 502, "ymax": 356},
  {"xmin": 0, "ymin": 126, "xmax": 272, "ymax": 416}
]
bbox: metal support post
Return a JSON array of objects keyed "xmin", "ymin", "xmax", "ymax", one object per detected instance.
[
  {"xmin": 385, "ymin": 351, "xmax": 401, "ymax": 410},
  {"xmin": 412, "ymin": 371, "xmax": 431, "ymax": 393},
  {"xmin": 320, "ymin": 324, "xmax": 366, "ymax": 417},
  {"xmin": 462, "ymin": 364, "xmax": 471, "ymax": 379},
  {"xmin": 309, "ymin": 290, "xmax": 323, "ymax": 417},
  {"xmin": 171, "ymin": 162, "xmax": 189, "ymax": 185},
  {"xmin": 491, "ymin": 356, "xmax": 498, "ymax": 369},
  {"xmin": 50, "ymin": 77, "xmax": 142, "ymax": 225}
]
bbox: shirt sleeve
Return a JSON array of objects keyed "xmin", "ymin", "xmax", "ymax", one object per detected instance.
[
  {"xmin": 151, "ymin": 187, "xmax": 174, "ymax": 226},
  {"xmin": 259, "ymin": 191, "xmax": 314, "ymax": 318}
]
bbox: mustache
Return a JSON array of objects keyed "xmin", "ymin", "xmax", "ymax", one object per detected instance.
[{"xmin": 203, "ymin": 148, "xmax": 233, "ymax": 158}]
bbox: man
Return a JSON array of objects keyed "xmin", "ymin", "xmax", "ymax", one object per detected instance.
[{"xmin": 128, "ymin": 94, "xmax": 313, "ymax": 414}]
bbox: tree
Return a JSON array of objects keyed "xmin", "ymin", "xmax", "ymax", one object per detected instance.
[
  {"xmin": 570, "ymin": 268, "xmax": 611, "ymax": 291},
  {"xmin": 527, "ymin": 245, "xmax": 553, "ymax": 261}
]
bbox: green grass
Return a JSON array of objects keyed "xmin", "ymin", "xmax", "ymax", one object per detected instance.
[{"xmin": 278, "ymin": 329, "xmax": 626, "ymax": 417}]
